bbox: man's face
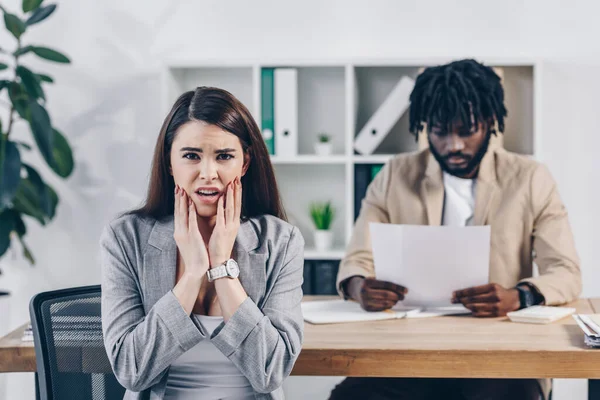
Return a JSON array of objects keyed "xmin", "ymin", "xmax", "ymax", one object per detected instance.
[{"xmin": 427, "ymin": 120, "xmax": 491, "ymax": 179}]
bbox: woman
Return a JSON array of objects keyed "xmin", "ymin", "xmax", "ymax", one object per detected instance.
[{"xmin": 100, "ymin": 87, "xmax": 305, "ymax": 400}]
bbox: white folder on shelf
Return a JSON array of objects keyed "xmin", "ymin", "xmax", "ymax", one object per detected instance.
[
  {"xmin": 274, "ymin": 68, "xmax": 298, "ymax": 157},
  {"xmin": 354, "ymin": 76, "xmax": 415, "ymax": 155}
]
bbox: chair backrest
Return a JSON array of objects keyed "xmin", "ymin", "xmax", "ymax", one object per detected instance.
[{"xmin": 29, "ymin": 285, "xmax": 125, "ymax": 400}]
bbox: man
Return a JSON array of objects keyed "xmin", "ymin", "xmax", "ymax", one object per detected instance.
[{"xmin": 331, "ymin": 59, "xmax": 581, "ymax": 400}]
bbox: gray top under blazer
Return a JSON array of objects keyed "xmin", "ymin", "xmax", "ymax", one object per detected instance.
[{"xmin": 100, "ymin": 213, "xmax": 305, "ymax": 399}]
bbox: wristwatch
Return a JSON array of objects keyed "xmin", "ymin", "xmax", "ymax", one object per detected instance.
[
  {"xmin": 515, "ymin": 284, "xmax": 536, "ymax": 309},
  {"xmin": 207, "ymin": 259, "xmax": 240, "ymax": 282}
]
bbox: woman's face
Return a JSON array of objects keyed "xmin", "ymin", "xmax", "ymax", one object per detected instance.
[{"xmin": 170, "ymin": 121, "xmax": 248, "ymax": 218}]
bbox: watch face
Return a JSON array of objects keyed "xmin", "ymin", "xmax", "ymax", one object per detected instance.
[{"xmin": 226, "ymin": 259, "xmax": 240, "ymax": 278}]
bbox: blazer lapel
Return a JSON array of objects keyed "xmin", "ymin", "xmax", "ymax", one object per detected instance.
[
  {"xmin": 420, "ymin": 152, "xmax": 445, "ymax": 226},
  {"xmin": 145, "ymin": 216, "xmax": 177, "ymax": 309},
  {"xmin": 473, "ymin": 149, "xmax": 500, "ymax": 226},
  {"xmin": 234, "ymin": 219, "xmax": 267, "ymax": 306}
]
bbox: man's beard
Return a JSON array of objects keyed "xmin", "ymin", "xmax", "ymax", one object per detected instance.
[{"xmin": 428, "ymin": 132, "xmax": 492, "ymax": 178}]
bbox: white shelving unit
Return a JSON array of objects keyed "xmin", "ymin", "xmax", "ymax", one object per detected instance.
[{"xmin": 161, "ymin": 58, "xmax": 540, "ymax": 261}]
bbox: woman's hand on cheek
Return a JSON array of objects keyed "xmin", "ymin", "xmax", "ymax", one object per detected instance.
[
  {"xmin": 173, "ymin": 185, "xmax": 210, "ymax": 278},
  {"xmin": 208, "ymin": 177, "xmax": 242, "ymax": 268}
]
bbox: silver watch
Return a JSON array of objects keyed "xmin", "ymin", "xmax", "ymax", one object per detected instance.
[{"xmin": 207, "ymin": 259, "xmax": 240, "ymax": 282}]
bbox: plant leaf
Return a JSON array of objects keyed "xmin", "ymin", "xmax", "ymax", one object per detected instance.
[
  {"xmin": 13, "ymin": 45, "xmax": 33, "ymax": 57},
  {"xmin": 16, "ymin": 65, "xmax": 45, "ymax": 101},
  {"xmin": 0, "ymin": 63, "xmax": 7, "ymax": 71},
  {"xmin": 36, "ymin": 73, "xmax": 53, "ymax": 83},
  {"xmin": 14, "ymin": 141, "xmax": 31, "ymax": 150},
  {"xmin": 8, "ymin": 82, "xmax": 29, "ymax": 119},
  {"xmin": 22, "ymin": 0, "xmax": 43, "ymax": 13},
  {"xmin": 0, "ymin": 80, "xmax": 10, "ymax": 92},
  {"xmin": 23, "ymin": 164, "xmax": 50, "ymax": 216},
  {"xmin": 46, "ymin": 183, "xmax": 57, "ymax": 219},
  {"xmin": 17, "ymin": 234, "xmax": 34, "ymax": 264},
  {"xmin": 27, "ymin": 99, "xmax": 54, "ymax": 162},
  {"xmin": 31, "ymin": 46, "xmax": 70, "ymax": 64},
  {"xmin": 4, "ymin": 13, "xmax": 26, "ymax": 40},
  {"xmin": 0, "ymin": 140, "xmax": 22, "ymax": 210},
  {"xmin": 26, "ymin": 3, "xmax": 55, "ymax": 25},
  {"xmin": 0, "ymin": 209, "xmax": 16, "ymax": 256},
  {"xmin": 49, "ymin": 128, "xmax": 73, "ymax": 177},
  {"xmin": 12, "ymin": 207, "xmax": 35, "ymax": 264},
  {"xmin": 13, "ymin": 177, "xmax": 46, "ymax": 224}
]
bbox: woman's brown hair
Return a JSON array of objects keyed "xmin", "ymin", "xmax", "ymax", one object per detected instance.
[{"xmin": 132, "ymin": 87, "xmax": 286, "ymax": 221}]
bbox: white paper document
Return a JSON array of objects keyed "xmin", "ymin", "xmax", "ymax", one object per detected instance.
[
  {"xmin": 370, "ymin": 223, "xmax": 491, "ymax": 308},
  {"xmin": 301, "ymin": 300, "xmax": 470, "ymax": 324}
]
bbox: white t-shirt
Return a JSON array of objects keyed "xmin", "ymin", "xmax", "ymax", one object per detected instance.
[{"xmin": 442, "ymin": 172, "xmax": 476, "ymax": 227}]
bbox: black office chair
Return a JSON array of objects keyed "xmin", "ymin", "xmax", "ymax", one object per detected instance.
[{"xmin": 29, "ymin": 285, "xmax": 125, "ymax": 400}]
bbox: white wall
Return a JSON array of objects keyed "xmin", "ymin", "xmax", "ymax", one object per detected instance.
[{"xmin": 1, "ymin": 0, "xmax": 599, "ymax": 398}]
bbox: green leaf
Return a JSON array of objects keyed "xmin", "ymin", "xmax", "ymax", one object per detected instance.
[
  {"xmin": 4, "ymin": 13, "xmax": 26, "ymax": 40},
  {"xmin": 27, "ymin": 99, "xmax": 54, "ymax": 162},
  {"xmin": 46, "ymin": 183, "xmax": 57, "ymax": 219},
  {"xmin": 13, "ymin": 177, "xmax": 46, "ymax": 224},
  {"xmin": 0, "ymin": 80, "xmax": 10, "ymax": 92},
  {"xmin": 8, "ymin": 82, "xmax": 29, "ymax": 119},
  {"xmin": 13, "ymin": 45, "xmax": 33, "ymax": 57},
  {"xmin": 16, "ymin": 65, "xmax": 45, "ymax": 101},
  {"xmin": 23, "ymin": 0, "xmax": 43, "ymax": 13},
  {"xmin": 26, "ymin": 4, "xmax": 55, "ymax": 26},
  {"xmin": 0, "ymin": 209, "xmax": 16, "ymax": 256},
  {"xmin": 13, "ymin": 211, "xmax": 34, "ymax": 264},
  {"xmin": 14, "ymin": 141, "xmax": 32, "ymax": 150},
  {"xmin": 36, "ymin": 73, "xmax": 53, "ymax": 83},
  {"xmin": 31, "ymin": 46, "xmax": 70, "ymax": 64},
  {"xmin": 14, "ymin": 212, "xmax": 26, "ymax": 236},
  {"xmin": 0, "ymin": 140, "xmax": 22, "ymax": 210},
  {"xmin": 17, "ymin": 234, "xmax": 34, "ymax": 264},
  {"xmin": 23, "ymin": 164, "xmax": 50, "ymax": 216},
  {"xmin": 49, "ymin": 128, "xmax": 73, "ymax": 177},
  {"xmin": 0, "ymin": 63, "xmax": 7, "ymax": 71}
]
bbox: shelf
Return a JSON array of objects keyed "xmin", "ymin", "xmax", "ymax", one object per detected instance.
[
  {"xmin": 303, "ymin": 248, "xmax": 346, "ymax": 260},
  {"xmin": 270, "ymin": 155, "xmax": 347, "ymax": 164},
  {"xmin": 352, "ymin": 154, "xmax": 395, "ymax": 164}
]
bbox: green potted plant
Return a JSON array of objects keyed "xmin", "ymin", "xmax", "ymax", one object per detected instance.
[
  {"xmin": 314, "ymin": 132, "xmax": 332, "ymax": 156},
  {"xmin": 310, "ymin": 201, "xmax": 335, "ymax": 251},
  {"xmin": 0, "ymin": 0, "xmax": 74, "ymax": 345}
]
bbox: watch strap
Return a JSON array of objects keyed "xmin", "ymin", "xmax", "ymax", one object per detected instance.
[{"xmin": 207, "ymin": 264, "xmax": 228, "ymax": 281}]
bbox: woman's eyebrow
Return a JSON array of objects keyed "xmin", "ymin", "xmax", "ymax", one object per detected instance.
[
  {"xmin": 215, "ymin": 148, "xmax": 236, "ymax": 154},
  {"xmin": 179, "ymin": 147, "xmax": 237, "ymax": 153}
]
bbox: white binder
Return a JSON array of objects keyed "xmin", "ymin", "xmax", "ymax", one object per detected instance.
[
  {"xmin": 354, "ymin": 76, "xmax": 415, "ymax": 155},
  {"xmin": 274, "ymin": 68, "xmax": 298, "ymax": 157}
]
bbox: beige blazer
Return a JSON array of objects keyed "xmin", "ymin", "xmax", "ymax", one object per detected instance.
[{"xmin": 336, "ymin": 147, "xmax": 581, "ymax": 400}]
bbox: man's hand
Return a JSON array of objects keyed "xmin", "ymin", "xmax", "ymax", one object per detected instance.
[
  {"xmin": 346, "ymin": 277, "xmax": 408, "ymax": 312},
  {"xmin": 452, "ymin": 283, "xmax": 520, "ymax": 317}
]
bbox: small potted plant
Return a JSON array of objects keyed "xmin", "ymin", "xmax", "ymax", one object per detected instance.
[
  {"xmin": 310, "ymin": 201, "xmax": 335, "ymax": 251},
  {"xmin": 314, "ymin": 132, "xmax": 333, "ymax": 156}
]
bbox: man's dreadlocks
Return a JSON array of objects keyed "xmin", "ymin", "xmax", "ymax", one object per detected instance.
[{"xmin": 408, "ymin": 59, "xmax": 507, "ymax": 137}]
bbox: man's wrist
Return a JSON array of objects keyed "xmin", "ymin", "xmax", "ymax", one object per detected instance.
[
  {"xmin": 344, "ymin": 276, "xmax": 364, "ymax": 301},
  {"xmin": 515, "ymin": 283, "xmax": 537, "ymax": 309}
]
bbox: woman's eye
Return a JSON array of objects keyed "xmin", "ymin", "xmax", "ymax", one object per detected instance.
[
  {"xmin": 183, "ymin": 153, "xmax": 199, "ymax": 160},
  {"xmin": 217, "ymin": 154, "xmax": 233, "ymax": 161}
]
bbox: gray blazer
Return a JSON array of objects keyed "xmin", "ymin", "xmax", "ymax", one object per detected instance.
[{"xmin": 100, "ymin": 212, "xmax": 305, "ymax": 400}]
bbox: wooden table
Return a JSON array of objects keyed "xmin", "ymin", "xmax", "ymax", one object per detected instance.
[{"xmin": 3, "ymin": 297, "xmax": 600, "ymax": 398}]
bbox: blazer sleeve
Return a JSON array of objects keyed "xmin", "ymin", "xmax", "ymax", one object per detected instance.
[
  {"xmin": 336, "ymin": 161, "xmax": 392, "ymax": 297},
  {"xmin": 520, "ymin": 164, "xmax": 582, "ymax": 305},
  {"xmin": 100, "ymin": 224, "xmax": 206, "ymax": 393},
  {"xmin": 209, "ymin": 226, "xmax": 305, "ymax": 394}
]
